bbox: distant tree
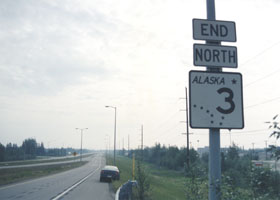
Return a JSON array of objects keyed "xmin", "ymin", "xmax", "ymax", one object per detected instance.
[
  {"xmin": 176, "ymin": 147, "xmax": 187, "ymax": 168},
  {"xmin": 150, "ymin": 143, "xmax": 161, "ymax": 167},
  {"xmin": 47, "ymin": 148, "xmax": 66, "ymax": 156},
  {"xmin": 165, "ymin": 146, "xmax": 179, "ymax": 169},
  {"xmin": 189, "ymin": 148, "xmax": 199, "ymax": 164},
  {"xmin": 265, "ymin": 114, "xmax": 280, "ymax": 160},
  {"xmin": 60, "ymin": 148, "xmax": 66, "ymax": 156},
  {"xmin": 22, "ymin": 138, "xmax": 37, "ymax": 159},
  {"xmin": 36, "ymin": 142, "xmax": 45, "ymax": 156},
  {"xmin": 5, "ymin": 143, "xmax": 23, "ymax": 161},
  {"xmin": 227, "ymin": 144, "xmax": 239, "ymax": 160},
  {"xmin": 0, "ymin": 143, "xmax": 5, "ymax": 161}
]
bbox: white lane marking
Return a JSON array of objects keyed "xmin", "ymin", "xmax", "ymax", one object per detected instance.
[{"xmin": 51, "ymin": 156, "xmax": 102, "ymax": 200}]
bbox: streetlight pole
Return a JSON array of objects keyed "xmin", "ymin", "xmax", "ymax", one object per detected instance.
[
  {"xmin": 76, "ymin": 128, "xmax": 88, "ymax": 162},
  {"xmin": 229, "ymin": 129, "xmax": 232, "ymax": 147},
  {"xmin": 252, "ymin": 143, "xmax": 255, "ymax": 160},
  {"xmin": 265, "ymin": 140, "xmax": 268, "ymax": 160},
  {"xmin": 197, "ymin": 140, "xmax": 200, "ymax": 156},
  {"xmin": 105, "ymin": 135, "xmax": 108, "ymax": 161},
  {"xmin": 105, "ymin": 105, "xmax": 117, "ymax": 166}
]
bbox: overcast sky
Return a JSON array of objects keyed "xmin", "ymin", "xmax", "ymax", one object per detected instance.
[{"xmin": 0, "ymin": 0, "xmax": 280, "ymax": 150}]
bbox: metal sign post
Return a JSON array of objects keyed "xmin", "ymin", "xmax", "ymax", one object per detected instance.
[{"xmin": 207, "ymin": 1, "xmax": 221, "ymax": 199}]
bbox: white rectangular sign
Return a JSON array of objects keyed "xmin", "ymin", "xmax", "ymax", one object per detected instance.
[
  {"xmin": 193, "ymin": 18, "xmax": 236, "ymax": 42},
  {"xmin": 193, "ymin": 44, "xmax": 237, "ymax": 68},
  {"xmin": 189, "ymin": 70, "xmax": 244, "ymax": 129}
]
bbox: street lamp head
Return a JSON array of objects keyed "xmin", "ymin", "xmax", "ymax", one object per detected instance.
[
  {"xmin": 105, "ymin": 105, "xmax": 116, "ymax": 109},
  {"xmin": 76, "ymin": 128, "xmax": 88, "ymax": 130}
]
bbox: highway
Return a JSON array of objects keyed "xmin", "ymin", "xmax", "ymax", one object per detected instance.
[
  {"xmin": 0, "ymin": 153, "xmax": 93, "ymax": 169},
  {"xmin": 0, "ymin": 159, "xmax": 81, "ymax": 169},
  {"xmin": 0, "ymin": 153, "xmax": 115, "ymax": 200}
]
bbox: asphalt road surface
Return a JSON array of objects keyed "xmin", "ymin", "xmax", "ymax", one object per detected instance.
[
  {"xmin": 0, "ymin": 153, "xmax": 93, "ymax": 169},
  {"xmin": 0, "ymin": 153, "xmax": 115, "ymax": 200},
  {"xmin": 0, "ymin": 159, "xmax": 81, "ymax": 170}
]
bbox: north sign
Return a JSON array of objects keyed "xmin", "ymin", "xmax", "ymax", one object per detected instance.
[
  {"xmin": 193, "ymin": 18, "xmax": 236, "ymax": 42},
  {"xmin": 189, "ymin": 70, "xmax": 244, "ymax": 129},
  {"xmin": 193, "ymin": 43, "xmax": 237, "ymax": 68}
]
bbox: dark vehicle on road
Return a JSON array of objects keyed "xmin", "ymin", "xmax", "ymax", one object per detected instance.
[{"xmin": 100, "ymin": 165, "xmax": 120, "ymax": 182}]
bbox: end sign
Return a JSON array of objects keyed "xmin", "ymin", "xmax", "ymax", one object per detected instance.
[{"xmin": 193, "ymin": 18, "xmax": 236, "ymax": 42}]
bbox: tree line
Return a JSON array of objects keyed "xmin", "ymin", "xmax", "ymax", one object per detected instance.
[
  {"xmin": 126, "ymin": 143, "xmax": 198, "ymax": 170},
  {"xmin": 0, "ymin": 138, "xmax": 67, "ymax": 162}
]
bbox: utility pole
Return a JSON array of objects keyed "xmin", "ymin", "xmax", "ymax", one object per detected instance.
[
  {"xmin": 179, "ymin": 88, "xmax": 191, "ymax": 169},
  {"xmin": 128, "ymin": 134, "xmax": 130, "ymax": 153},
  {"xmin": 265, "ymin": 140, "xmax": 268, "ymax": 160},
  {"xmin": 76, "ymin": 128, "xmax": 88, "ymax": 162},
  {"xmin": 119, "ymin": 140, "xmax": 121, "ymax": 154},
  {"xmin": 229, "ymin": 129, "xmax": 232, "ymax": 147},
  {"xmin": 106, "ymin": 140, "xmax": 108, "ymax": 160},
  {"xmin": 252, "ymin": 143, "xmax": 255, "ymax": 160},
  {"xmin": 105, "ymin": 135, "xmax": 109, "ymax": 161},
  {"xmin": 132, "ymin": 153, "xmax": 135, "ymax": 180},
  {"xmin": 141, "ymin": 125, "xmax": 144, "ymax": 160},
  {"xmin": 197, "ymin": 140, "xmax": 200, "ymax": 156},
  {"xmin": 105, "ymin": 105, "xmax": 117, "ymax": 166},
  {"xmin": 274, "ymin": 142, "xmax": 277, "ymax": 173},
  {"xmin": 185, "ymin": 87, "xmax": 190, "ymax": 169},
  {"xmin": 122, "ymin": 137, "xmax": 124, "ymax": 155},
  {"xmin": 109, "ymin": 136, "xmax": 110, "ymax": 154}
]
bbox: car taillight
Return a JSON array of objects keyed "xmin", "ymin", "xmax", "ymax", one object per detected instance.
[{"xmin": 115, "ymin": 172, "xmax": 119, "ymax": 175}]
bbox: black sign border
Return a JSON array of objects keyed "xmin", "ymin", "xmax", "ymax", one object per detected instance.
[
  {"xmin": 189, "ymin": 70, "xmax": 244, "ymax": 129},
  {"xmin": 192, "ymin": 18, "xmax": 237, "ymax": 42}
]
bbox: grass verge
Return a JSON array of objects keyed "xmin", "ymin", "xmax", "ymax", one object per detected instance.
[
  {"xmin": 0, "ymin": 161, "xmax": 87, "ymax": 186},
  {"xmin": 107, "ymin": 155, "xmax": 185, "ymax": 200}
]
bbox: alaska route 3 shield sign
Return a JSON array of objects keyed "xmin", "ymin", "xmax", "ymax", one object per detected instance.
[{"xmin": 189, "ymin": 70, "xmax": 244, "ymax": 129}]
